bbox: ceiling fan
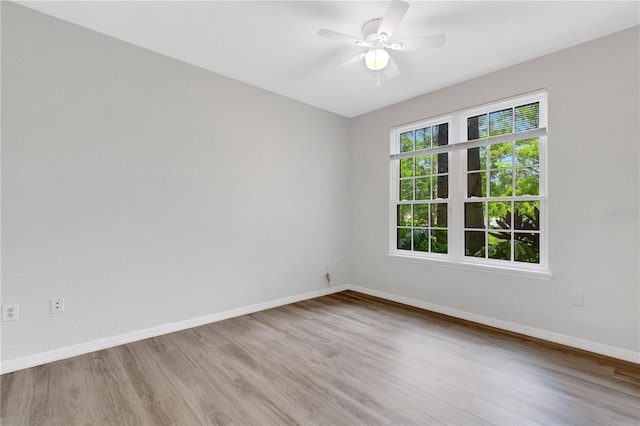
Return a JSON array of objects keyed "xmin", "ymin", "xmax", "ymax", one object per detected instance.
[{"xmin": 317, "ymin": 0, "xmax": 445, "ymax": 81}]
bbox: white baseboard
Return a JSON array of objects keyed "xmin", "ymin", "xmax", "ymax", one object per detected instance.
[
  {"xmin": 348, "ymin": 285, "xmax": 640, "ymax": 364},
  {"xmin": 2, "ymin": 282, "xmax": 637, "ymax": 374},
  {"xmin": 0, "ymin": 284, "xmax": 349, "ymax": 374}
]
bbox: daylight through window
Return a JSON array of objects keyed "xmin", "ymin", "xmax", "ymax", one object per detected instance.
[{"xmin": 389, "ymin": 91, "xmax": 548, "ymax": 277}]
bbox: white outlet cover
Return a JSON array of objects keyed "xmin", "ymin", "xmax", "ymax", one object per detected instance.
[
  {"xmin": 2, "ymin": 304, "xmax": 19, "ymax": 321},
  {"xmin": 51, "ymin": 297, "xmax": 65, "ymax": 313}
]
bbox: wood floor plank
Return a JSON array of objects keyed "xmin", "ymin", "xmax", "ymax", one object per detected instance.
[
  {"xmin": 465, "ymin": 397, "xmax": 540, "ymax": 426},
  {"xmin": 2, "ymin": 290, "xmax": 639, "ymax": 425}
]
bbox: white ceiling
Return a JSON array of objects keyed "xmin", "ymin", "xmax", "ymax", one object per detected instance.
[{"xmin": 16, "ymin": 1, "xmax": 640, "ymax": 118}]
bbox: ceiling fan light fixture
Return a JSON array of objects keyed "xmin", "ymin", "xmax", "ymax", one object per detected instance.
[{"xmin": 365, "ymin": 48, "xmax": 389, "ymax": 71}]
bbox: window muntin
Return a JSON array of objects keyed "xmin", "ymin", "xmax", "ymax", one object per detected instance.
[
  {"xmin": 394, "ymin": 122, "xmax": 450, "ymax": 255},
  {"xmin": 390, "ymin": 91, "xmax": 548, "ymax": 274},
  {"xmin": 463, "ymin": 101, "xmax": 543, "ymax": 265}
]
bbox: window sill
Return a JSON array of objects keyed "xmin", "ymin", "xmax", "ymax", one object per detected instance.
[{"xmin": 386, "ymin": 253, "xmax": 553, "ymax": 281}]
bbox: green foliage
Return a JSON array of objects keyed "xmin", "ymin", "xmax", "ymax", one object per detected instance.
[
  {"xmin": 397, "ymin": 228, "xmax": 411, "ymax": 250},
  {"xmin": 413, "ymin": 229, "xmax": 429, "ymax": 252},
  {"xmin": 415, "ymin": 155, "xmax": 431, "ymax": 176},
  {"xmin": 400, "ymin": 158, "xmax": 414, "ymax": 178},
  {"xmin": 515, "ymin": 167, "xmax": 539, "ymax": 196},
  {"xmin": 489, "ymin": 169, "xmax": 513, "ymax": 197},
  {"xmin": 397, "ymin": 204, "xmax": 412, "ymax": 226},
  {"xmin": 488, "ymin": 202, "xmax": 509, "ymax": 226},
  {"xmin": 400, "ymin": 131, "xmax": 414, "ymax": 153},
  {"xmin": 431, "ymin": 230, "xmax": 448, "ymax": 253},
  {"xmin": 413, "ymin": 204, "xmax": 428, "ymax": 227},
  {"xmin": 415, "ymin": 127, "xmax": 431, "ymax": 150},
  {"xmin": 516, "ymin": 139, "xmax": 539, "ymax": 166},
  {"xmin": 397, "ymin": 203, "xmax": 448, "ymax": 253},
  {"xmin": 400, "ymin": 180, "xmax": 413, "ymax": 201},
  {"xmin": 489, "ymin": 142, "xmax": 513, "ymax": 168},
  {"xmin": 483, "ymin": 206, "xmax": 540, "ymax": 263}
]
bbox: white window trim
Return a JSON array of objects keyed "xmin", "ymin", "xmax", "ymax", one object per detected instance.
[{"xmin": 389, "ymin": 90, "xmax": 552, "ymax": 281}]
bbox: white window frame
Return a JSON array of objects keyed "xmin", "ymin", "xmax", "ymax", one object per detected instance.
[{"xmin": 388, "ymin": 91, "xmax": 552, "ymax": 280}]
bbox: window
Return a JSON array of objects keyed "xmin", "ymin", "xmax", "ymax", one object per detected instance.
[
  {"xmin": 389, "ymin": 91, "xmax": 550, "ymax": 279},
  {"xmin": 396, "ymin": 122, "xmax": 450, "ymax": 254}
]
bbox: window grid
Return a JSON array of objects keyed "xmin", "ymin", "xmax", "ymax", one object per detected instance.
[
  {"xmin": 390, "ymin": 91, "xmax": 548, "ymax": 273},
  {"xmin": 463, "ymin": 100, "xmax": 543, "ymax": 265},
  {"xmin": 394, "ymin": 122, "xmax": 450, "ymax": 255}
]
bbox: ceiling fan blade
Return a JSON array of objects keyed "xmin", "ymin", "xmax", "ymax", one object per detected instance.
[
  {"xmin": 377, "ymin": 0, "xmax": 409, "ymax": 39},
  {"xmin": 389, "ymin": 34, "xmax": 447, "ymax": 50},
  {"xmin": 317, "ymin": 29, "xmax": 366, "ymax": 46},
  {"xmin": 383, "ymin": 56, "xmax": 400, "ymax": 79},
  {"xmin": 333, "ymin": 53, "xmax": 366, "ymax": 71}
]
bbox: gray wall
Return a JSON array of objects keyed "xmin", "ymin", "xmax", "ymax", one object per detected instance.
[
  {"xmin": 348, "ymin": 26, "xmax": 639, "ymax": 354},
  {"xmin": 1, "ymin": 3, "xmax": 350, "ymax": 361},
  {"xmin": 2, "ymin": 2, "xmax": 638, "ymax": 365}
]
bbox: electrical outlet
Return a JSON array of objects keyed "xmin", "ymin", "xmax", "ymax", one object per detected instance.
[
  {"xmin": 51, "ymin": 297, "xmax": 64, "ymax": 314},
  {"xmin": 2, "ymin": 304, "xmax": 19, "ymax": 321}
]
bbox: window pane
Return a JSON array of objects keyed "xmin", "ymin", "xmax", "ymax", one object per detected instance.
[
  {"xmin": 400, "ymin": 179, "xmax": 414, "ymax": 201},
  {"xmin": 415, "ymin": 155, "xmax": 431, "ymax": 177},
  {"xmin": 489, "ymin": 108, "xmax": 513, "ymax": 136},
  {"xmin": 514, "ymin": 201, "xmax": 540, "ymax": 230},
  {"xmin": 490, "ymin": 168, "xmax": 513, "ymax": 197},
  {"xmin": 397, "ymin": 228, "xmax": 412, "ymax": 250},
  {"xmin": 489, "ymin": 142, "xmax": 513, "ymax": 168},
  {"xmin": 488, "ymin": 202, "xmax": 511, "ymax": 230},
  {"xmin": 468, "ymin": 114, "xmax": 488, "ymax": 140},
  {"xmin": 431, "ymin": 230, "xmax": 448, "ymax": 253},
  {"xmin": 515, "ymin": 138, "xmax": 539, "ymax": 166},
  {"xmin": 430, "ymin": 203, "xmax": 448, "ymax": 228},
  {"xmin": 413, "ymin": 204, "xmax": 429, "ymax": 227},
  {"xmin": 415, "ymin": 177, "xmax": 431, "ymax": 201},
  {"xmin": 433, "ymin": 153, "xmax": 449, "ymax": 174},
  {"xmin": 514, "ymin": 233, "xmax": 540, "ymax": 263},
  {"xmin": 488, "ymin": 232, "xmax": 511, "ymax": 260},
  {"xmin": 465, "ymin": 202, "xmax": 486, "ymax": 228},
  {"xmin": 515, "ymin": 102, "xmax": 539, "ymax": 131},
  {"xmin": 400, "ymin": 158, "xmax": 414, "ymax": 178},
  {"xmin": 413, "ymin": 229, "xmax": 429, "ymax": 252},
  {"xmin": 415, "ymin": 127, "xmax": 431, "ymax": 150},
  {"xmin": 400, "ymin": 131, "xmax": 414, "ymax": 153},
  {"xmin": 467, "ymin": 172, "xmax": 487, "ymax": 197},
  {"xmin": 432, "ymin": 175, "xmax": 448, "ymax": 199},
  {"xmin": 467, "ymin": 147, "xmax": 486, "ymax": 171},
  {"xmin": 465, "ymin": 231, "xmax": 485, "ymax": 257},
  {"xmin": 515, "ymin": 167, "xmax": 539, "ymax": 196},
  {"xmin": 433, "ymin": 123, "xmax": 449, "ymax": 146},
  {"xmin": 397, "ymin": 204, "xmax": 412, "ymax": 227}
]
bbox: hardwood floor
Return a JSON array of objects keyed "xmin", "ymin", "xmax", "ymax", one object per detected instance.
[{"xmin": 2, "ymin": 290, "xmax": 639, "ymax": 425}]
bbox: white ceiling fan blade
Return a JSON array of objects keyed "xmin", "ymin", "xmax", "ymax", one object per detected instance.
[
  {"xmin": 383, "ymin": 56, "xmax": 400, "ymax": 79},
  {"xmin": 389, "ymin": 34, "xmax": 446, "ymax": 50},
  {"xmin": 317, "ymin": 29, "xmax": 366, "ymax": 46},
  {"xmin": 333, "ymin": 53, "xmax": 366, "ymax": 71},
  {"xmin": 377, "ymin": 0, "xmax": 409, "ymax": 39}
]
